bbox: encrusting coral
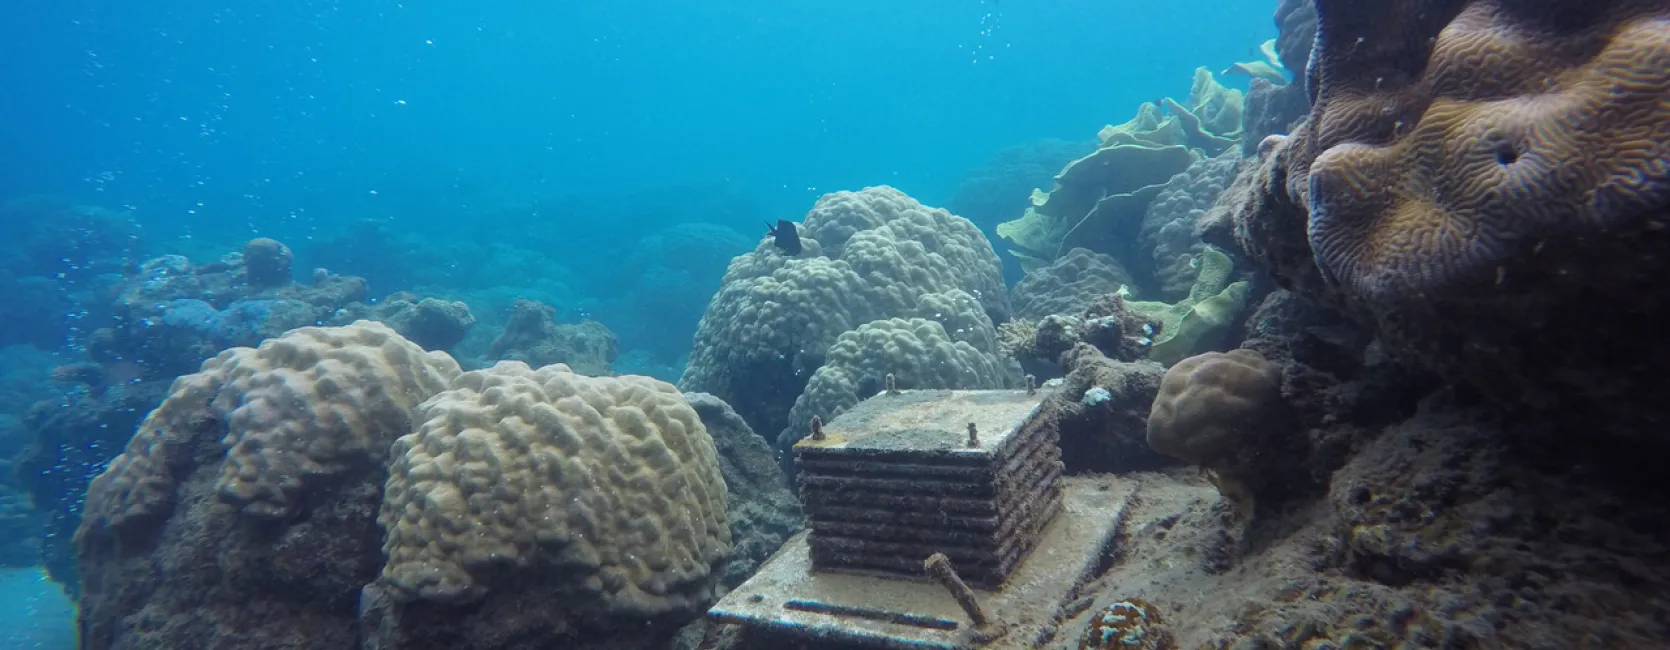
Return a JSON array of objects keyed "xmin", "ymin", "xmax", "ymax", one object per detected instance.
[{"xmin": 377, "ymin": 360, "xmax": 732, "ymax": 614}]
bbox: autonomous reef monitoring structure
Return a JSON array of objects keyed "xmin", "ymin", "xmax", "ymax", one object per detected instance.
[{"xmin": 711, "ymin": 384, "xmax": 1136, "ymax": 649}]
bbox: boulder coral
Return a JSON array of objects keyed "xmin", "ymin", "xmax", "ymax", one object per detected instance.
[
  {"xmin": 1231, "ymin": 0, "xmax": 1670, "ymax": 434},
  {"xmin": 378, "ymin": 361, "xmax": 731, "ymax": 610},
  {"xmin": 74, "ymin": 321, "xmax": 462, "ymax": 649},
  {"xmin": 74, "ymin": 323, "xmax": 741, "ymax": 650},
  {"xmin": 79, "ymin": 320, "xmax": 461, "ymax": 530},
  {"xmin": 681, "ymin": 186, "xmax": 1009, "ymax": 439}
]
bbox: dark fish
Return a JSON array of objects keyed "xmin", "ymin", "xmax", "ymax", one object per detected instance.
[{"xmin": 766, "ymin": 219, "xmax": 802, "ymax": 255}]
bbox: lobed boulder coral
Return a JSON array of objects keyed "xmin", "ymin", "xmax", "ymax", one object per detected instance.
[
  {"xmin": 79, "ymin": 321, "xmax": 462, "ymax": 533},
  {"xmin": 1231, "ymin": 0, "xmax": 1670, "ymax": 436},
  {"xmin": 681, "ymin": 186, "xmax": 1010, "ymax": 440},
  {"xmin": 73, "ymin": 323, "xmax": 744, "ymax": 650},
  {"xmin": 372, "ymin": 361, "xmax": 730, "ymax": 648},
  {"xmin": 75, "ymin": 321, "xmax": 461, "ymax": 649}
]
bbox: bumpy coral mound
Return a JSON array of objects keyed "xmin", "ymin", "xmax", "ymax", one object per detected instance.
[
  {"xmin": 489, "ymin": 299, "xmax": 618, "ymax": 376},
  {"xmin": 378, "ymin": 361, "xmax": 731, "ymax": 618},
  {"xmin": 1232, "ymin": 0, "xmax": 1670, "ymax": 433},
  {"xmin": 779, "ymin": 318, "xmax": 1013, "ymax": 449},
  {"xmin": 242, "ymin": 237, "xmax": 294, "ymax": 287},
  {"xmin": 80, "ymin": 320, "xmax": 462, "ymax": 530},
  {"xmin": 1147, "ymin": 349, "xmax": 1282, "ymax": 466},
  {"xmin": 681, "ymin": 186, "xmax": 1009, "ymax": 438},
  {"xmin": 1011, "ymin": 248, "xmax": 1134, "ymax": 320},
  {"xmin": 1138, "ymin": 150, "xmax": 1242, "ymax": 301},
  {"xmin": 73, "ymin": 322, "xmax": 462, "ymax": 650}
]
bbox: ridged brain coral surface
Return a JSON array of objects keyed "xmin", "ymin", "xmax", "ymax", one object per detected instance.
[
  {"xmin": 1301, "ymin": 0, "xmax": 1670, "ymax": 307},
  {"xmin": 378, "ymin": 361, "xmax": 731, "ymax": 615},
  {"xmin": 78, "ymin": 320, "xmax": 461, "ymax": 533}
]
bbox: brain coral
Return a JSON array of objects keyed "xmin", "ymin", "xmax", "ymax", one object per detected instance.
[
  {"xmin": 379, "ymin": 361, "xmax": 731, "ymax": 617},
  {"xmin": 1232, "ymin": 0, "xmax": 1670, "ymax": 433},
  {"xmin": 78, "ymin": 320, "xmax": 461, "ymax": 531},
  {"xmin": 681, "ymin": 186, "xmax": 1010, "ymax": 438},
  {"xmin": 779, "ymin": 317, "xmax": 1014, "ymax": 449},
  {"xmin": 1302, "ymin": 0, "xmax": 1670, "ymax": 307}
]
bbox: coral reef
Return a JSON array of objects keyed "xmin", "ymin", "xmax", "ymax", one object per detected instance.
[
  {"xmin": 80, "ymin": 321, "xmax": 461, "ymax": 530},
  {"xmin": 74, "ymin": 322, "xmax": 461, "ymax": 649},
  {"xmin": 681, "ymin": 186, "xmax": 1009, "ymax": 439},
  {"xmin": 378, "ymin": 361, "xmax": 729, "ymax": 605},
  {"xmin": 997, "ymin": 120, "xmax": 1196, "ymax": 273},
  {"xmin": 488, "ymin": 299, "xmax": 618, "ymax": 376},
  {"xmin": 1137, "ymin": 151, "xmax": 1243, "ymax": 302},
  {"xmin": 1238, "ymin": 0, "xmax": 1314, "ymax": 157},
  {"xmin": 998, "ymin": 292, "xmax": 1158, "ymax": 379},
  {"xmin": 241, "ymin": 238, "xmax": 293, "ymax": 288},
  {"xmin": 1231, "ymin": 0, "xmax": 1670, "ymax": 436},
  {"xmin": 93, "ymin": 241, "xmax": 370, "ymax": 379},
  {"xmin": 71, "ymin": 323, "xmax": 747, "ymax": 650},
  {"xmin": 1125, "ymin": 247, "xmax": 1252, "ymax": 366}
]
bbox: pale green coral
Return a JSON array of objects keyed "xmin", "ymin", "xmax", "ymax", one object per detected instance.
[
  {"xmin": 997, "ymin": 68, "xmax": 1245, "ymax": 273},
  {"xmin": 1127, "ymin": 247, "xmax": 1250, "ymax": 366}
]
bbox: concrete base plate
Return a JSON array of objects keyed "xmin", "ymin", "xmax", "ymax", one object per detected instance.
[{"xmin": 709, "ymin": 475, "xmax": 1135, "ymax": 649}]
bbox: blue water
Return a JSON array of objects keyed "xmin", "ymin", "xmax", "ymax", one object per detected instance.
[
  {"xmin": 1, "ymin": 0, "xmax": 1268, "ymax": 239},
  {"xmin": 1, "ymin": 0, "xmax": 1274, "ymax": 646},
  {"xmin": 0, "ymin": 568, "xmax": 75, "ymax": 648}
]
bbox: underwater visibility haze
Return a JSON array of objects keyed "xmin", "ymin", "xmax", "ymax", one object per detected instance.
[{"xmin": 2, "ymin": 0, "xmax": 1669, "ymax": 648}]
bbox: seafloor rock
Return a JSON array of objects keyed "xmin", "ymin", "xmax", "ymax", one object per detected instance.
[
  {"xmin": 683, "ymin": 392, "xmax": 803, "ymax": 589},
  {"xmin": 1044, "ymin": 343, "xmax": 1172, "ymax": 474}
]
